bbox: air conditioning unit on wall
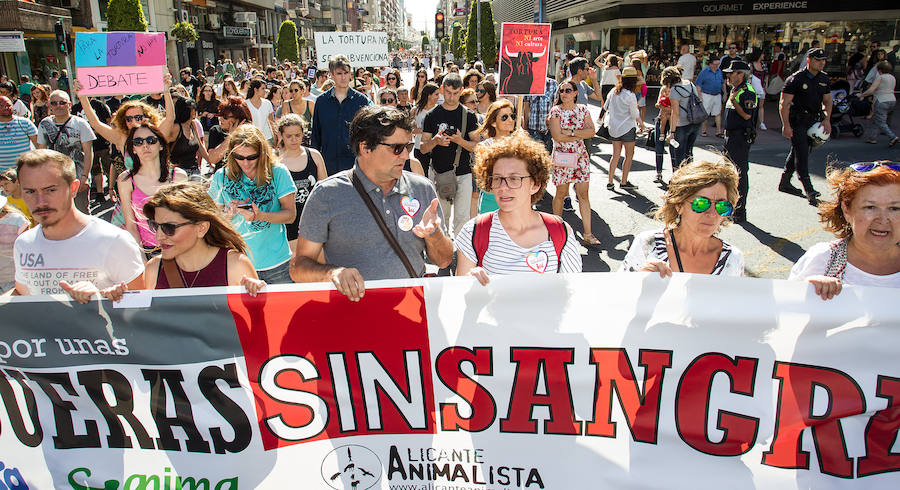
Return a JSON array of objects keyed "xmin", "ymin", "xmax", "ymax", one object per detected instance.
[{"xmin": 234, "ymin": 12, "xmax": 257, "ymax": 23}]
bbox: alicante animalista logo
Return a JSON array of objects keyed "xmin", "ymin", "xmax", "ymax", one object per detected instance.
[{"xmin": 321, "ymin": 445, "xmax": 382, "ymax": 489}]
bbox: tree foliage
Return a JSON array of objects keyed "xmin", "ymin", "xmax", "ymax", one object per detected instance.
[
  {"xmin": 170, "ymin": 22, "xmax": 198, "ymax": 43},
  {"xmin": 276, "ymin": 20, "xmax": 300, "ymax": 63},
  {"xmin": 421, "ymin": 35, "xmax": 430, "ymax": 53},
  {"xmin": 106, "ymin": 0, "xmax": 148, "ymax": 32},
  {"xmin": 464, "ymin": 0, "xmax": 497, "ymax": 67}
]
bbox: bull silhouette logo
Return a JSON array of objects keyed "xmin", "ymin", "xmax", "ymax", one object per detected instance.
[
  {"xmin": 500, "ymin": 44, "xmax": 548, "ymax": 95},
  {"xmin": 321, "ymin": 444, "xmax": 382, "ymax": 489}
]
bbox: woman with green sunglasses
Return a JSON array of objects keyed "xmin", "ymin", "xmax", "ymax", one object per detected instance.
[
  {"xmin": 790, "ymin": 162, "xmax": 900, "ymax": 299},
  {"xmin": 621, "ymin": 159, "xmax": 744, "ymax": 276}
]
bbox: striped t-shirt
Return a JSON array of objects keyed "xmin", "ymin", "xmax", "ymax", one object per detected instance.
[
  {"xmin": 455, "ymin": 211, "xmax": 582, "ymax": 275},
  {"xmin": 0, "ymin": 117, "xmax": 37, "ymax": 171}
]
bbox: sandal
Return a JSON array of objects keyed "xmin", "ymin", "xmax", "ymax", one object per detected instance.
[
  {"xmin": 701, "ymin": 131, "xmax": 708, "ymax": 137},
  {"xmin": 583, "ymin": 233, "xmax": 601, "ymax": 246},
  {"xmin": 607, "ymin": 182, "xmax": 615, "ymax": 190}
]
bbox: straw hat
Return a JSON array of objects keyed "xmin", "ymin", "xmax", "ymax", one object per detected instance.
[{"xmin": 621, "ymin": 66, "xmax": 639, "ymax": 78}]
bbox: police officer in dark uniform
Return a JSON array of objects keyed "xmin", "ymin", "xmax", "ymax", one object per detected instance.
[
  {"xmin": 722, "ymin": 60, "xmax": 757, "ymax": 223},
  {"xmin": 778, "ymin": 48, "xmax": 832, "ymax": 205}
]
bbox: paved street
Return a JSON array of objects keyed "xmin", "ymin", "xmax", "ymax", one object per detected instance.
[{"xmin": 401, "ymin": 70, "xmax": 900, "ymax": 278}]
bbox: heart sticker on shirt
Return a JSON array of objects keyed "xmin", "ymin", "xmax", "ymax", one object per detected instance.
[
  {"xmin": 526, "ymin": 250, "xmax": 549, "ymax": 273},
  {"xmin": 401, "ymin": 196, "xmax": 420, "ymax": 217}
]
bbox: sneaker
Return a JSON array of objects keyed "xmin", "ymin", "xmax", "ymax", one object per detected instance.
[
  {"xmin": 620, "ymin": 181, "xmax": 637, "ymax": 190},
  {"xmin": 808, "ymin": 195, "xmax": 819, "ymax": 206},
  {"xmin": 759, "ymin": 122, "xmax": 767, "ymax": 131},
  {"xmin": 563, "ymin": 196, "xmax": 575, "ymax": 212},
  {"xmin": 654, "ymin": 173, "xmax": 664, "ymax": 184}
]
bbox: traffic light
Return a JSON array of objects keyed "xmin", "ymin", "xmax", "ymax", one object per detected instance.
[
  {"xmin": 435, "ymin": 11, "xmax": 445, "ymax": 40},
  {"xmin": 54, "ymin": 21, "xmax": 66, "ymax": 53}
]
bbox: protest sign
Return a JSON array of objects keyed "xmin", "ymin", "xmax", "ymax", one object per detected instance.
[
  {"xmin": 498, "ymin": 23, "xmax": 552, "ymax": 96},
  {"xmin": 75, "ymin": 31, "xmax": 166, "ymax": 96},
  {"xmin": 314, "ymin": 31, "xmax": 389, "ymax": 69},
  {"xmin": 0, "ymin": 274, "xmax": 898, "ymax": 489}
]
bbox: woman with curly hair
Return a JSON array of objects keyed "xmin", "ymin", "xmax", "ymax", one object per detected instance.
[
  {"xmin": 455, "ymin": 133, "xmax": 582, "ymax": 284},
  {"xmin": 384, "ymin": 68, "xmax": 403, "ymax": 90},
  {"xmin": 463, "ymin": 69, "xmax": 484, "ymax": 90},
  {"xmin": 73, "ymin": 74, "xmax": 175, "ymax": 200},
  {"xmin": 621, "ymin": 159, "xmax": 744, "ymax": 277},
  {"xmin": 207, "ymin": 125, "xmax": 297, "ymax": 283},
  {"xmin": 790, "ymin": 162, "xmax": 900, "ymax": 298}
]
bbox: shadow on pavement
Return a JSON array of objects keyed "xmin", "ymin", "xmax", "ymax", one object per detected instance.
[{"xmin": 737, "ymin": 220, "xmax": 808, "ymax": 265}]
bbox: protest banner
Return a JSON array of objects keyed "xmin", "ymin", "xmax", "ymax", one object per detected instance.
[
  {"xmin": 498, "ymin": 23, "xmax": 551, "ymax": 96},
  {"xmin": 75, "ymin": 32, "xmax": 166, "ymax": 96},
  {"xmin": 0, "ymin": 274, "xmax": 898, "ymax": 489},
  {"xmin": 314, "ymin": 31, "xmax": 389, "ymax": 70}
]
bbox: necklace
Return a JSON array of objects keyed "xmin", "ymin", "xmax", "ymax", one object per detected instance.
[{"xmin": 177, "ymin": 263, "xmax": 202, "ymax": 288}]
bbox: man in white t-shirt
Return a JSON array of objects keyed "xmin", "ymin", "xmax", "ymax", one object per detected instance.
[
  {"xmin": 677, "ymin": 44, "xmax": 697, "ymax": 81},
  {"xmin": 12, "ymin": 149, "xmax": 143, "ymax": 303}
]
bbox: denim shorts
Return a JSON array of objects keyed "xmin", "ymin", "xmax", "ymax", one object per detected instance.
[{"xmin": 610, "ymin": 128, "xmax": 637, "ymax": 143}]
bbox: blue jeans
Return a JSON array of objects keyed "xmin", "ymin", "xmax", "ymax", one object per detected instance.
[
  {"xmin": 257, "ymin": 261, "xmax": 292, "ymax": 284},
  {"xmin": 672, "ymin": 123, "xmax": 701, "ymax": 169},
  {"xmin": 653, "ymin": 118, "xmax": 672, "ymax": 174},
  {"xmin": 528, "ymin": 128, "xmax": 553, "ymax": 154},
  {"xmin": 866, "ymin": 101, "xmax": 897, "ymax": 141}
]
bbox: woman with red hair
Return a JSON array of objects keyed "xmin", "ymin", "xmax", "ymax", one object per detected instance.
[{"xmin": 790, "ymin": 162, "xmax": 900, "ymax": 298}]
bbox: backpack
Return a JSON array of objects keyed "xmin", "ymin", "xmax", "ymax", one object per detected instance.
[
  {"xmin": 673, "ymin": 83, "xmax": 708, "ymax": 125},
  {"xmin": 472, "ymin": 212, "xmax": 568, "ymax": 272}
]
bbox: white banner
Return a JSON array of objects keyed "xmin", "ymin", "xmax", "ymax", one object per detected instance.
[
  {"xmin": 0, "ymin": 274, "xmax": 898, "ymax": 489},
  {"xmin": 314, "ymin": 31, "xmax": 389, "ymax": 69}
]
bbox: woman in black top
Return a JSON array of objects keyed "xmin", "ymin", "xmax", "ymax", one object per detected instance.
[
  {"xmin": 196, "ymin": 83, "xmax": 219, "ymax": 132},
  {"xmin": 207, "ymin": 96, "xmax": 252, "ymax": 169},
  {"xmin": 166, "ymin": 96, "xmax": 209, "ymax": 178},
  {"xmin": 276, "ymin": 114, "xmax": 326, "ymax": 250}
]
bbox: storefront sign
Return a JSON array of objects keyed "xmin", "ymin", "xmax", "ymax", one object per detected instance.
[
  {"xmin": 567, "ymin": 15, "xmax": 586, "ymax": 27},
  {"xmin": 223, "ymin": 26, "xmax": 253, "ymax": 38},
  {"xmin": 0, "ymin": 275, "xmax": 899, "ymax": 488},
  {"xmin": 313, "ymin": 31, "xmax": 389, "ymax": 69},
  {"xmin": 0, "ymin": 31, "xmax": 25, "ymax": 52},
  {"xmin": 202, "ymin": 40, "xmax": 214, "ymax": 49},
  {"xmin": 498, "ymin": 22, "xmax": 552, "ymax": 96},
  {"xmin": 75, "ymin": 31, "xmax": 166, "ymax": 96}
]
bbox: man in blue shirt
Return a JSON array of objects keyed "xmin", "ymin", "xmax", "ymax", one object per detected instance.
[
  {"xmin": 310, "ymin": 55, "xmax": 371, "ymax": 174},
  {"xmin": 523, "ymin": 75, "xmax": 558, "ymax": 153},
  {"xmin": 695, "ymin": 58, "xmax": 726, "ymax": 137}
]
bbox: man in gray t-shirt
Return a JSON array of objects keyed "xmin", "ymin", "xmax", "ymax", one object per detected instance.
[
  {"xmin": 568, "ymin": 57, "xmax": 604, "ymax": 106},
  {"xmin": 36, "ymin": 90, "xmax": 96, "ymax": 213},
  {"xmin": 291, "ymin": 106, "xmax": 453, "ymax": 301}
]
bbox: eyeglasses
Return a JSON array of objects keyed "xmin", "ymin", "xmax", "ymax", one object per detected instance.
[
  {"xmin": 148, "ymin": 220, "xmax": 194, "ymax": 236},
  {"xmin": 486, "ymin": 175, "xmax": 531, "ymax": 190},
  {"xmin": 132, "ymin": 135, "xmax": 159, "ymax": 146},
  {"xmin": 380, "ymin": 98, "xmax": 396, "ymax": 104},
  {"xmin": 378, "ymin": 141, "xmax": 414, "ymax": 155},
  {"xmin": 124, "ymin": 114, "xmax": 145, "ymax": 123},
  {"xmin": 49, "ymin": 100, "xmax": 68, "ymax": 106},
  {"xmin": 559, "ymin": 87, "xmax": 575, "ymax": 94},
  {"xmin": 850, "ymin": 161, "xmax": 900, "ymax": 172},
  {"xmin": 232, "ymin": 153, "xmax": 260, "ymax": 161},
  {"xmin": 690, "ymin": 197, "xmax": 734, "ymax": 217},
  {"xmin": 499, "ymin": 113, "xmax": 517, "ymax": 122}
]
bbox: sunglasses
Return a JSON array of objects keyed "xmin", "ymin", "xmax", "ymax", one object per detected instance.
[
  {"xmin": 380, "ymin": 98, "xmax": 396, "ymax": 104},
  {"xmin": 486, "ymin": 175, "xmax": 531, "ymax": 189},
  {"xmin": 387, "ymin": 77, "xmax": 397, "ymax": 80},
  {"xmin": 559, "ymin": 87, "xmax": 575, "ymax": 94},
  {"xmin": 418, "ymin": 74, "xmax": 426, "ymax": 78},
  {"xmin": 378, "ymin": 141, "xmax": 414, "ymax": 155},
  {"xmin": 690, "ymin": 197, "xmax": 734, "ymax": 217},
  {"xmin": 124, "ymin": 114, "xmax": 145, "ymax": 123},
  {"xmin": 132, "ymin": 135, "xmax": 159, "ymax": 146},
  {"xmin": 476, "ymin": 89, "xmax": 486, "ymax": 94},
  {"xmin": 148, "ymin": 220, "xmax": 194, "ymax": 236},
  {"xmin": 232, "ymin": 153, "xmax": 260, "ymax": 161},
  {"xmin": 499, "ymin": 113, "xmax": 517, "ymax": 122},
  {"xmin": 49, "ymin": 100, "xmax": 68, "ymax": 106},
  {"xmin": 850, "ymin": 161, "xmax": 900, "ymax": 172}
]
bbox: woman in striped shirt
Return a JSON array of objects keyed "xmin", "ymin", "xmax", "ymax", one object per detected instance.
[
  {"xmin": 621, "ymin": 159, "xmax": 744, "ymax": 276},
  {"xmin": 455, "ymin": 133, "xmax": 582, "ymax": 285}
]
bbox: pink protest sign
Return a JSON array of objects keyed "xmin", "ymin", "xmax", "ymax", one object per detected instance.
[
  {"xmin": 136, "ymin": 33, "xmax": 166, "ymax": 66},
  {"xmin": 77, "ymin": 65, "xmax": 165, "ymax": 96}
]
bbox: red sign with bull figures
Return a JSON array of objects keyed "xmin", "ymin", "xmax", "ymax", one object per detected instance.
[{"xmin": 498, "ymin": 23, "xmax": 552, "ymax": 96}]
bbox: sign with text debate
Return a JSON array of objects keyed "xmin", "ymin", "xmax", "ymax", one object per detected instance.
[{"xmin": 75, "ymin": 31, "xmax": 166, "ymax": 96}]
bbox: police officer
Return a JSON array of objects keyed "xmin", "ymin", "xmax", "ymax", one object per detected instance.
[
  {"xmin": 778, "ymin": 48, "xmax": 832, "ymax": 205},
  {"xmin": 722, "ymin": 60, "xmax": 757, "ymax": 223}
]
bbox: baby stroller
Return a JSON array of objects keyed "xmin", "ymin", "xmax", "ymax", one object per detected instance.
[{"xmin": 829, "ymin": 82, "xmax": 867, "ymax": 138}]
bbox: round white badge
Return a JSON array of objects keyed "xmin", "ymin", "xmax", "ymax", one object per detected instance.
[{"xmin": 398, "ymin": 214, "xmax": 414, "ymax": 232}]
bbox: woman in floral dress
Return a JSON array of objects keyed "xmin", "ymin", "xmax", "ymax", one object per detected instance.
[{"xmin": 548, "ymin": 79, "xmax": 600, "ymax": 246}]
